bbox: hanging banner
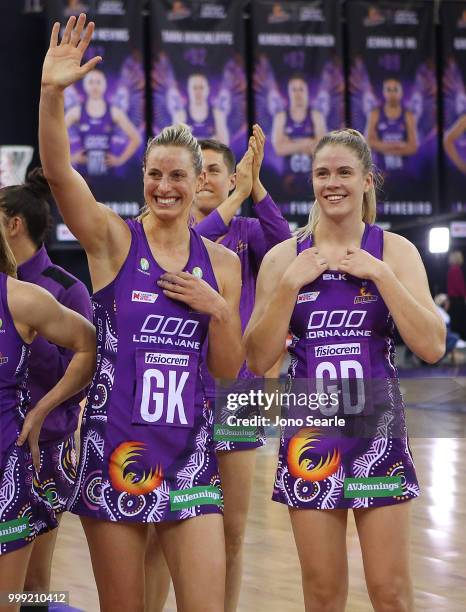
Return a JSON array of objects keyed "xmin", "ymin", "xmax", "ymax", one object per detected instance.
[
  {"xmin": 441, "ymin": 1, "xmax": 466, "ymax": 213},
  {"xmin": 46, "ymin": 0, "xmax": 145, "ymax": 245},
  {"xmin": 347, "ymin": 1, "xmax": 438, "ymax": 219},
  {"xmin": 150, "ymin": 0, "xmax": 248, "ymax": 160},
  {"xmin": 251, "ymin": 0, "xmax": 344, "ymax": 228}
]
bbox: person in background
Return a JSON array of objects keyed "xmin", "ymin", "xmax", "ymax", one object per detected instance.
[
  {"xmin": 0, "ymin": 167, "xmax": 93, "ymax": 612},
  {"xmin": 434, "ymin": 293, "xmax": 465, "ymax": 363},
  {"xmin": 447, "ymin": 249, "xmax": 466, "ymax": 339}
]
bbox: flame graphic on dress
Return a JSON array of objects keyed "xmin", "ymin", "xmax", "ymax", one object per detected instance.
[
  {"xmin": 287, "ymin": 428, "xmax": 341, "ymax": 482},
  {"xmin": 108, "ymin": 442, "xmax": 163, "ymax": 494}
]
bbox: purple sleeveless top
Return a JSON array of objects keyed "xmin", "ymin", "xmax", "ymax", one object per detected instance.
[
  {"xmin": 0, "ymin": 273, "xmax": 29, "ymax": 467},
  {"xmin": 285, "ymin": 107, "xmax": 313, "ymax": 174},
  {"xmin": 289, "ymin": 225, "xmax": 402, "ymax": 412},
  {"xmin": 376, "ymin": 106, "xmax": 407, "ymax": 171},
  {"xmin": 79, "ymin": 101, "xmax": 113, "ymax": 176},
  {"xmin": 17, "ymin": 246, "xmax": 92, "ymax": 445},
  {"xmin": 71, "ymin": 219, "xmax": 219, "ymax": 519},
  {"xmin": 284, "ymin": 107, "xmax": 314, "ymax": 139},
  {"xmin": 186, "ymin": 105, "xmax": 216, "ymax": 139}
]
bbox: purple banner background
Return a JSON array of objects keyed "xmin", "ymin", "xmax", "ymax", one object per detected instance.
[
  {"xmin": 46, "ymin": 0, "xmax": 146, "ymax": 246},
  {"xmin": 441, "ymin": 1, "xmax": 466, "ymax": 213},
  {"xmin": 251, "ymin": 0, "xmax": 345, "ymax": 228},
  {"xmin": 347, "ymin": 1, "xmax": 438, "ymax": 220},
  {"xmin": 150, "ymin": 0, "xmax": 248, "ymax": 160}
]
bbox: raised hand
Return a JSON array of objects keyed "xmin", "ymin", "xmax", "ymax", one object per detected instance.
[
  {"xmin": 235, "ymin": 145, "xmax": 254, "ymax": 200},
  {"xmin": 283, "ymin": 247, "xmax": 328, "ymax": 291},
  {"xmin": 42, "ymin": 13, "xmax": 102, "ymax": 91},
  {"xmin": 251, "ymin": 124, "xmax": 265, "ymax": 185},
  {"xmin": 157, "ymin": 271, "xmax": 228, "ymax": 319}
]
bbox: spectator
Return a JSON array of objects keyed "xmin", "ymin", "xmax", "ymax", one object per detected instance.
[{"xmin": 447, "ymin": 250, "xmax": 466, "ymax": 339}]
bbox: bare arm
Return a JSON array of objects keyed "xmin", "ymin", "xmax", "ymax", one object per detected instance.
[
  {"xmin": 172, "ymin": 109, "xmax": 187, "ymax": 124},
  {"xmin": 311, "ymin": 109, "xmax": 327, "ymax": 146},
  {"xmin": 213, "ymin": 108, "xmax": 229, "ymax": 146},
  {"xmin": 244, "ymin": 240, "xmax": 297, "ymax": 374},
  {"xmin": 40, "ymin": 16, "xmax": 130, "ymax": 271},
  {"xmin": 366, "ymin": 108, "xmax": 391, "ymax": 154},
  {"xmin": 64, "ymin": 104, "xmax": 80, "ymax": 128},
  {"xmin": 271, "ymin": 111, "xmax": 314, "ymax": 156},
  {"xmin": 444, "ymin": 115, "xmax": 466, "ymax": 174},
  {"xmin": 10, "ymin": 279, "xmax": 96, "ymax": 466},
  {"xmin": 205, "ymin": 243, "xmax": 243, "ymax": 378},
  {"xmin": 338, "ymin": 233, "xmax": 445, "ymax": 363},
  {"xmin": 211, "ymin": 144, "xmax": 253, "ymax": 226},
  {"xmin": 110, "ymin": 106, "xmax": 142, "ymax": 165},
  {"xmin": 395, "ymin": 111, "xmax": 418, "ymax": 156}
]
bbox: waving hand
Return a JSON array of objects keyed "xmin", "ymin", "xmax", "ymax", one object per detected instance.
[{"xmin": 42, "ymin": 14, "xmax": 102, "ymax": 91}]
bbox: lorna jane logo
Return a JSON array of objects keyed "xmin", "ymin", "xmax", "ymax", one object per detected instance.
[
  {"xmin": 132, "ymin": 291, "xmax": 158, "ymax": 304},
  {"xmin": 314, "ymin": 343, "xmax": 361, "ymax": 358},
  {"xmin": 145, "ymin": 352, "xmax": 189, "ymax": 367},
  {"xmin": 0, "ymin": 353, "xmax": 9, "ymax": 365},
  {"xmin": 297, "ymin": 291, "xmax": 319, "ymax": 304}
]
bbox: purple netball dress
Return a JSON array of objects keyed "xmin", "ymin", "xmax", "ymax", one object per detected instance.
[
  {"xmin": 376, "ymin": 107, "xmax": 408, "ymax": 172},
  {"xmin": 68, "ymin": 220, "xmax": 223, "ymax": 522},
  {"xmin": 186, "ymin": 105, "xmax": 216, "ymax": 139},
  {"xmin": 17, "ymin": 246, "xmax": 92, "ymax": 515},
  {"xmin": 196, "ymin": 194, "xmax": 291, "ymax": 450},
  {"xmin": 0, "ymin": 273, "xmax": 56, "ymax": 555},
  {"xmin": 273, "ymin": 225, "xmax": 420, "ymax": 509},
  {"xmin": 79, "ymin": 102, "xmax": 113, "ymax": 177}
]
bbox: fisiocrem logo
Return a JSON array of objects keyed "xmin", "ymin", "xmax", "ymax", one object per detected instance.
[
  {"xmin": 145, "ymin": 352, "xmax": 190, "ymax": 367},
  {"xmin": 314, "ymin": 343, "xmax": 361, "ymax": 358}
]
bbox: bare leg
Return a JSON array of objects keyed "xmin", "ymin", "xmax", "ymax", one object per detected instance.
[
  {"xmin": 0, "ymin": 543, "xmax": 33, "ymax": 612},
  {"xmin": 144, "ymin": 524, "xmax": 171, "ymax": 612},
  {"xmin": 157, "ymin": 513, "xmax": 225, "ymax": 612},
  {"xmin": 80, "ymin": 516, "xmax": 148, "ymax": 612},
  {"xmin": 217, "ymin": 449, "xmax": 256, "ymax": 612},
  {"xmin": 355, "ymin": 502, "xmax": 414, "ymax": 612},
  {"xmin": 23, "ymin": 514, "xmax": 62, "ymax": 592},
  {"xmin": 289, "ymin": 508, "xmax": 349, "ymax": 612}
]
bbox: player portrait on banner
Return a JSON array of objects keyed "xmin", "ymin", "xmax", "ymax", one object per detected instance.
[
  {"xmin": 65, "ymin": 66, "xmax": 142, "ymax": 178},
  {"xmin": 348, "ymin": 2, "xmax": 438, "ymax": 217},
  {"xmin": 170, "ymin": 72, "xmax": 229, "ymax": 144},
  {"xmin": 151, "ymin": 0, "xmax": 248, "ymax": 158},
  {"xmin": 254, "ymin": 52, "xmax": 343, "ymax": 207},
  {"xmin": 443, "ymin": 59, "xmax": 466, "ymax": 176},
  {"xmin": 271, "ymin": 73, "xmax": 327, "ymax": 173},
  {"xmin": 152, "ymin": 52, "xmax": 246, "ymax": 150},
  {"xmin": 365, "ymin": 76, "xmax": 418, "ymax": 173}
]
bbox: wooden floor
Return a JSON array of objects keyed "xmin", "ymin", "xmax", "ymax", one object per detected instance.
[{"xmin": 50, "ymin": 409, "xmax": 466, "ymax": 611}]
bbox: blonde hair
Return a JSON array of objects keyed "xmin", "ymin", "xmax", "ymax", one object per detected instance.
[
  {"xmin": 298, "ymin": 128, "xmax": 380, "ymax": 241},
  {"xmin": 0, "ymin": 220, "xmax": 17, "ymax": 277},
  {"xmin": 138, "ymin": 124, "xmax": 203, "ymax": 221}
]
